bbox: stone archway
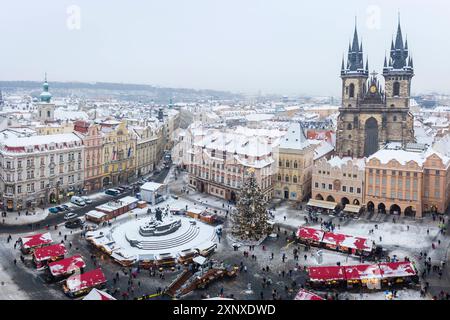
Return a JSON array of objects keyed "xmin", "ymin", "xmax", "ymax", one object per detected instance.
[
  {"xmin": 284, "ymin": 188, "xmax": 289, "ymax": 200},
  {"xmin": 390, "ymin": 204, "xmax": 401, "ymax": 215},
  {"xmin": 102, "ymin": 177, "xmax": 110, "ymax": 188},
  {"xmin": 341, "ymin": 197, "xmax": 350, "ymax": 206},
  {"xmin": 326, "ymin": 195, "xmax": 335, "ymax": 202},
  {"xmin": 315, "ymin": 194, "xmax": 324, "ymax": 201},
  {"xmin": 404, "ymin": 206, "xmax": 416, "ymax": 217},
  {"xmin": 378, "ymin": 203, "xmax": 386, "ymax": 214},
  {"xmin": 353, "ymin": 199, "xmax": 360, "ymax": 205},
  {"xmin": 367, "ymin": 201, "xmax": 375, "ymax": 213},
  {"xmin": 49, "ymin": 193, "xmax": 56, "ymax": 204},
  {"xmin": 364, "ymin": 117, "xmax": 379, "ymax": 157}
]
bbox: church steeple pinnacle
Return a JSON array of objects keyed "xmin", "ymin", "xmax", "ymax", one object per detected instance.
[{"xmin": 342, "ymin": 18, "xmax": 366, "ymax": 75}]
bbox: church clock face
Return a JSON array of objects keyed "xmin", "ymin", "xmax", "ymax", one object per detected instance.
[{"xmin": 370, "ymin": 85, "xmax": 377, "ymax": 94}]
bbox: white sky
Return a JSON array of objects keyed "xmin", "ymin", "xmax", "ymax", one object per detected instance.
[{"xmin": 0, "ymin": 0, "xmax": 448, "ymax": 96}]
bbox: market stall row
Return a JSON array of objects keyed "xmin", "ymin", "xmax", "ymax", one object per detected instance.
[
  {"xmin": 19, "ymin": 231, "xmax": 108, "ymax": 298},
  {"xmin": 297, "ymin": 227, "xmax": 380, "ymax": 257},
  {"xmin": 307, "ymin": 261, "xmax": 418, "ymax": 290}
]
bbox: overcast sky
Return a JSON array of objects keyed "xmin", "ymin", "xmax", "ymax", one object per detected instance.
[{"xmin": 0, "ymin": 0, "xmax": 448, "ymax": 96}]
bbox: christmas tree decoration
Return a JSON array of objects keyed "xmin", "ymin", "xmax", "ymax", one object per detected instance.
[{"xmin": 231, "ymin": 168, "xmax": 270, "ymax": 241}]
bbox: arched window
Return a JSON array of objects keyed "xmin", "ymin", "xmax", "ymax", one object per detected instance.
[
  {"xmin": 278, "ymin": 174, "xmax": 282, "ymax": 181},
  {"xmin": 393, "ymin": 116, "xmax": 397, "ymax": 122},
  {"xmin": 285, "ymin": 176, "xmax": 289, "ymax": 182},
  {"xmin": 347, "ymin": 123, "xmax": 352, "ymax": 130},
  {"xmin": 349, "ymin": 83, "xmax": 355, "ymax": 98},
  {"xmin": 293, "ymin": 161, "xmax": 298, "ymax": 169},
  {"xmin": 393, "ymin": 82, "xmax": 400, "ymax": 96},
  {"xmin": 47, "ymin": 110, "xmax": 51, "ymax": 117},
  {"xmin": 286, "ymin": 161, "xmax": 290, "ymax": 168},
  {"xmin": 390, "ymin": 104, "xmax": 395, "ymax": 108},
  {"xmin": 293, "ymin": 176, "xmax": 298, "ymax": 183},
  {"xmin": 279, "ymin": 160, "xmax": 283, "ymax": 167}
]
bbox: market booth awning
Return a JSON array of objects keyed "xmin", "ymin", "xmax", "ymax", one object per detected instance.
[
  {"xmin": 343, "ymin": 264, "xmax": 382, "ymax": 280},
  {"xmin": 48, "ymin": 255, "xmax": 86, "ymax": 277},
  {"xmin": 322, "ymin": 232, "xmax": 373, "ymax": 253},
  {"xmin": 307, "ymin": 199, "xmax": 337, "ymax": 210},
  {"xmin": 343, "ymin": 204, "xmax": 361, "ymax": 214},
  {"xmin": 297, "ymin": 227, "xmax": 325, "ymax": 242},
  {"xmin": 20, "ymin": 232, "xmax": 53, "ymax": 250},
  {"xmin": 308, "ymin": 266, "xmax": 346, "ymax": 282},
  {"xmin": 294, "ymin": 289, "xmax": 324, "ymax": 300},
  {"xmin": 83, "ymin": 288, "xmax": 116, "ymax": 300},
  {"xmin": 378, "ymin": 261, "xmax": 417, "ymax": 279},
  {"xmin": 33, "ymin": 243, "xmax": 67, "ymax": 262},
  {"xmin": 65, "ymin": 268, "xmax": 107, "ymax": 294}
]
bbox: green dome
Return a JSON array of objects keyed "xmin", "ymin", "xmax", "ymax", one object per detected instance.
[{"xmin": 40, "ymin": 77, "xmax": 52, "ymax": 103}]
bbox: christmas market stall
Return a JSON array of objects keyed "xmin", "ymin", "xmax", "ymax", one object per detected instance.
[
  {"xmin": 19, "ymin": 232, "xmax": 53, "ymax": 254},
  {"xmin": 307, "ymin": 265, "xmax": 346, "ymax": 288},
  {"xmin": 33, "ymin": 243, "xmax": 67, "ymax": 270},
  {"xmin": 297, "ymin": 227, "xmax": 325, "ymax": 247},
  {"xmin": 343, "ymin": 264, "xmax": 383, "ymax": 290},
  {"xmin": 95, "ymin": 196, "xmax": 139, "ymax": 220},
  {"xmin": 63, "ymin": 268, "xmax": 107, "ymax": 298},
  {"xmin": 320, "ymin": 231, "xmax": 373, "ymax": 257},
  {"xmin": 294, "ymin": 289, "xmax": 324, "ymax": 300},
  {"xmin": 85, "ymin": 210, "xmax": 108, "ymax": 224},
  {"xmin": 46, "ymin": 255, "xmax": 86, "ymax": 283},
  {"xmin": 378, "ymin": 261, "xmax": 419, "ymax": 286},
  {"xmin": 83, "ymin": 288, "xmax": 116, "ymax": 300},
  {"xmin": 307, "ymin": 262, "xmax": 418, "ymax": 291}
]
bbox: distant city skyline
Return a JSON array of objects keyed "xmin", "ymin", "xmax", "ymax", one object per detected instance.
[{"xmin": 0, "ymin": 0, "xmax": 449, "ymax": 96}]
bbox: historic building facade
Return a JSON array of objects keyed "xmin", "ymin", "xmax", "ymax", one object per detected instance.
[
  {"xmin": 187, "ymin": 131, "xmax": 277, "ymax": 202},
  {"xmin": 74, "ymin": 121, "xmax": 103, "ymax": 192},
  {"xmin": 312, "ymin": 157, "xmax": 365, "ymax": 208},
  {"xmin": 100, "ymin": 121, "xmax": 137, "ymax": 187},
  {"xmin": 365, "ymin": 143, "xmax": 450, "ymax": 218},
  {"xmin": 274, "ymin": 122, "xmax": 315, "ymax": 202},
  {"xmin": 0, "ymin": 132, "xmax": 84, "ymax": 210},
  {"xmin": 336, "ymin": 20, "xmax": 415, "ymax": 158}
]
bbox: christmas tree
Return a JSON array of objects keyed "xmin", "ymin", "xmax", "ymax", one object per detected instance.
[{"xmin": 231, "ymin": 168, "xmax": 270, "ymax": 241}]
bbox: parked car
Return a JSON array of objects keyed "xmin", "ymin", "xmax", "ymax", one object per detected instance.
[
  {"xmin": 54, "ymin": 206, "xmax": 67, "ymax": 212},
  {"xmin": 60, "ymin": 204, "xmax": 70, "ymax": 211},
  {"xmin": 64, "ymin": 212, "xmax": 78, "ymax": 221},
  {"xmin": 116, "ymin": 187, "xmax": 126, "ymax": 193},
  {"xmin": 105, "ymin": 189, "xmax": 120, "ymax": 196},
  {"xmin": 71, "ymin": 196, "xmax": 86, "ymax": 207},
  {"xmin": 84, "ymin": 224, "xmax": 98, "ymax": 231},
  {"xmin": 48, "ymin": 207, "xmax": 60, "ymax": 214},
  {"xmin": 171, "ymin": 195, "xmax": 179, "ymax": 200},
  {"xmin": 65, "ymin": 218, "xmax": 85, "ymax": 229},
  {"xmin": 81, "ymin": 196, "xmax": 93, "ymax": 204}
]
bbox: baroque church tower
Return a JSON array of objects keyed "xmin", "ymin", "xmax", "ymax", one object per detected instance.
[{"xmin": 336, "ymin": 18, "xmax": 415, "ymax": 158}]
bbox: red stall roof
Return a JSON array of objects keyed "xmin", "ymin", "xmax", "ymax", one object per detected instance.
[
  {"xmin": 343, "ymin": 264, "xmax": 382, "ymax": 280},
  {"xmin": 294, "ymin": 289, "xmax": 324, "ymax": 300},
  {"xmin": 322, "ymin": 232, "xmax": 372, "ymax": 252},
  {"xmin": 66, "ymin": 268, "xmax": 107, "ymax": 293},
  {"xmin": 378, "ymin": 261, "xmax": 417, "ymax": 279},
  {"xmin": 21, "ymin": 232, "xmax": 53, "ymax": 250},
  {"xmin": 297, "ymin": 227, "xmax": 325, "ymax": 242},
  {"xmin": 83, "ymin": 288, "xmax": 116, "ymax": 300},
  {"xmin": 33, "ymin": 243, "xmax": 67, "ymax": 262},
  {"xmin": 48, "ymin": 255, "xmax": 86, "ymax": 277},
  {"xmin": 308, "ymin": 266, "xmax": 346, "ymax": 282}
]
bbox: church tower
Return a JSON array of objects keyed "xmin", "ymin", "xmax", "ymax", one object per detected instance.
[
  {"xmin": 336, "ymin": 17, "xmax": 415, "ymax": 158},
  {"xmin": 382, "ymin": 18, "xmax": 415, "ymax": 145},
  {"xmin": 336, "ymin": 22, "xmax": 369, "ymax": 158},
  {"xmin": 37, "ymin": 74, "xmax": 55, "ymax": 123}
]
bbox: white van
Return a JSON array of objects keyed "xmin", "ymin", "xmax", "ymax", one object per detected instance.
[{"xmin": 71, "ymin": 196, "xmax": 86, "ymax": 207}]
